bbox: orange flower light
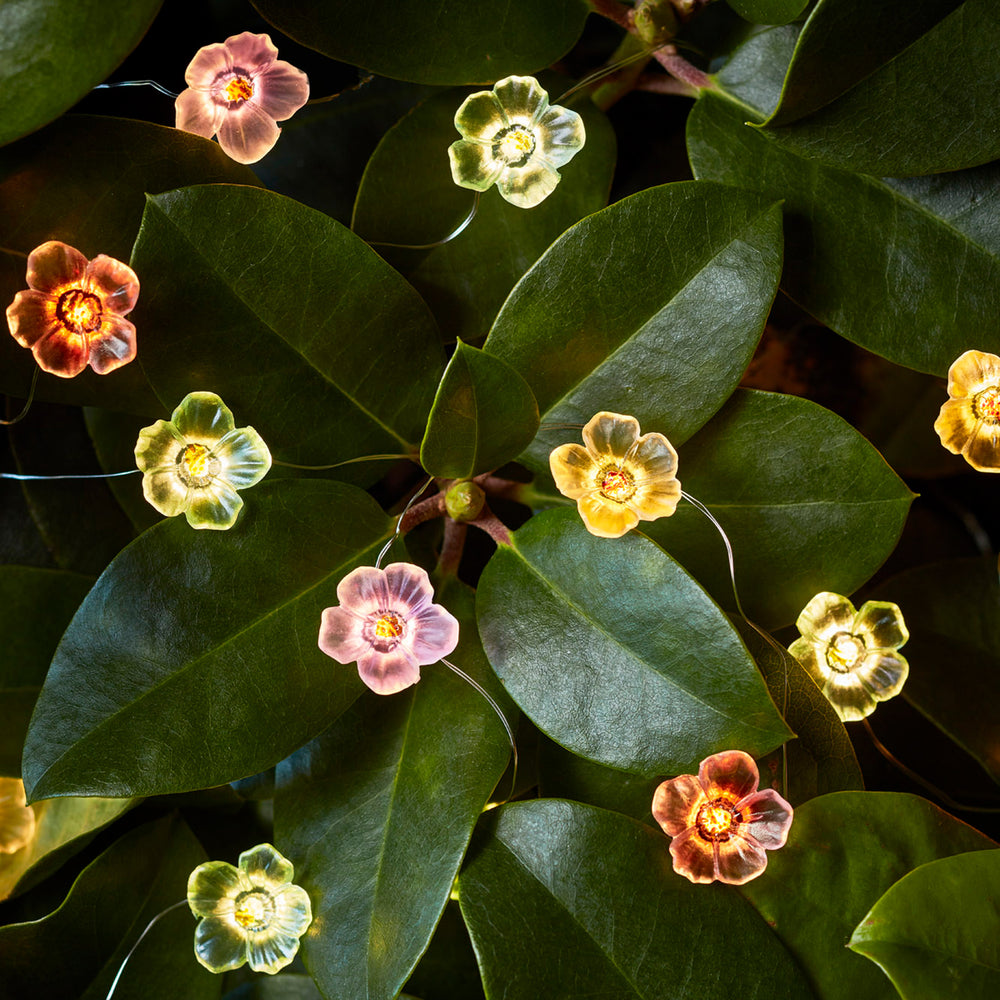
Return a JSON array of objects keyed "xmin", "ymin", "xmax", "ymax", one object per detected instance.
[
  {"xmin": 652, "ymin": 750, "xmax": 793, "ymax": 885},
  {"xmin": 934, "ymin": 350, "xmax": 1000, "ymax": 471},
  {"xmin": 0, "ymin": 778, "xmax": 35, "ymax": 855},
  {"xmin": 5, "ymin": 241, "xmax": 139, "ymax": 378}
]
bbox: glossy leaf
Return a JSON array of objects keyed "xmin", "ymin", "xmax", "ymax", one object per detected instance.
[
  {"xmin": 275, "ymin": 582, "xmax": 511, "ymax": 1000},
  {"xmin": 728, "ymin": 0, "xmax": 809, "ymax": 25},
  {"xmin": 22, "ymin": 480, "xmax": 392, "ymax": 800},
  {"xmin": 131, "ymin": 184, "xmax": 443, "ymax": 466},
  {"xmin": 645, "ymin": 390, "xmax": 914, "ymax": 627},
  {"xmin": 485, "ymin": 181, "xmax": 783, "ymax": 468},
  {"xmin": 420, "ymin": 340, "xmax": 538, "ymax": 478},
  {"xmin": 0, "ymin": 815, "xmax": 219, "ymax": 1000},
  {"xmin": 477, "ymin": 508, "xmax": 791, "ymax": 775},
  {"xmin": 688, "ymin": 32, "xmax": 1000, "ymax": 375},
  {"xmin": 872, "ymin": 556, "xmax": 1000, "ymax": 784},
  {"xmin": 0, "ymin": 116, "xmax": 260, "ymax": 413},
  {"xmin": 0, "ymin": 566, "xmax": 93, "ymax": 776},
  {"xmin": 740, "ymin": 791, "xmax": 997, "ymax": 1000},
  {"xmin": 0, "ymin": 0, "xmax": 162, "ymax": 147},
  {"xmin": 458, "ymin": 799, "xmax": 816, "ymax": 1000},
  {"xmin": 850, "ymin": 850, "xmax": 1000, "ymax": 999},
  {"xmin": 251, "ymin": 0, "xmax": 589, "ymax": 85},
  {"xmin": 352, "ymin": 88, "xmax": 616, "ymax": 341},
  {"xmin": 760, "ymin": 0, "xmax": 1000, "ymax": 175}
]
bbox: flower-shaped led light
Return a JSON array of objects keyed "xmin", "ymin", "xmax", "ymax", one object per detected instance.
[
  {"xmin": 788, "ymin": 592, "xmax": 909, "ymax": 722},
  {"xmin": 448, "ymin": 75, "xmax": 586, "ymax": 209},
  {"xmin": 549, "ymin": 411, "xmax": 681, "ymax": 538},
  {"xmin": 652, "ymin": 751, "xmax": 793, "ymax": 885},
  {"xmin": 5, "ymin": 241, "xmax": 139, "ymax": 378},
  {"xmin": 134, "ymin": 392, "xmax": 271, "ymax": 530},
  {"xmin": 318, "ymin": 562, "xmax": 460, "ymax": 695},
  {"xmin": 0, "ymin": 778, "xmax": 35, "ymax": 856},
  {"xmin": 934, "ymin": 349, "xmax": 1000, "ymax": 471},
  {"xmin": 187, "ymin": 843, "xmax": 312, "ymax": 975},
  {"xmin": 175, "ymin": 32, "xmax": 309, "ymax": 164}
]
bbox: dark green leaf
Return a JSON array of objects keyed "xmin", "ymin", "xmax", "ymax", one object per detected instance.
[
  {"xmin": 0, "ymin": 815, "xmax": 220, "ymax": 1000},
  {"xmin": 871, "ymin": 556, "xmax": 1000, "ymax": 783},
  {"xmin": 224, "ymin": 975, "xmax": 323, "ymax": 999},
  {"xmin": 352, "ymin": 88, "xmax": 616, "ymax": 341},
  {"xmin": 250, "ymin": 0, "xmax": 589, "ymax": 85},
  {"xmin": 740, "ymin": 791, "xmax": 997, "ymax": 1000},
  {"xmin": 131, "ymin": 184, "xmax": 443, "ymax": 466},
  {"xmin": 420, "ymin": 340, "xmax": 538, "ymax": 478},
  {"xmin": 275, "ymin": 583, "xmax": 511, "ymax": 1000},
  {"xmin": 728, "ymin": 0, "xmax": 809, "ymax": 25},
  {"xmin": 22, "ymin": 480, "xmax": 392, "ymax": 800},
  {"xmin": 0, "ymin": 0, "xmax": 162, "ymax": 147},
  {"xmin": 477, "ymin": 508, "xmax": 791, "ymax": 775},
  {"xmin": 458, "ymin": 799, "xmax": 816, "ymax": 1000},
  {"xmin": 645, "ymin": 389, "xmax": 914, "ymax": 627},
  {"xmin": 850, "ymin": 849, "xmax": 1000, "ymax": 999}
]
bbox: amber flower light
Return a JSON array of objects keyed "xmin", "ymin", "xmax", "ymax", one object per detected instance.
[
  {"xmin": 652, "ymin": 751, "xmax": 793, "ymax": 885},
  {"xmin": 0, "ymin": 778, "xmax": 35, "ymax": 856},
  {"xmin": 549, "ymin": 411, "xmax": 681, "ymax": 538},
  {"xmin": 934, "ymin": 349, "xmax": 1000, "ymax": 471},
  {"xmin": 5, "ymin": 241, "xmax": 139, "ymax": 378},
  {"xmin": 175, "ymin": 31, "xmax": 309, "ymax": 164},
  {"xmin": 787, "ymin": 592, "xmax": 909, "ymax": 722}
]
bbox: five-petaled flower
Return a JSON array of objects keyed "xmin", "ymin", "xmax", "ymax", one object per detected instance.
[
  {"xmin": 134, "ymin": 391, "xmax": 271, "ymax": 530},
  {"xmin": 549, "ymin": 411, "xmax": 681, "ymax": 538},
  {"xmin": 788, "ymin": 591, "xmax": 909, "ymax": 722},
  {"xmin": 175, "ymin": 31, "xmax": 310, "ymax": 164},
  {"xmin": 448, "ymin": 75, "xmax": 586, "ymax": 209},
  {"xmin": 5, "ymin": 241, "xmax": 139, "ymax": 378},
  {"xmin": 652, "ymin": 750, "xmax": 793, "ymax": 885},
  {"xmin": 934, "ymin": 349, "xmax": 1000, "ymax": 472},
  {"xmin": 187, "ymin": 843, "xmax": 312, "ymax": 975},
  {"xmin": 318, "ymin": 562, "xmax": 460, "ymax": 695},
  {"xmin": 0, "ymin": 778, "xmax": 36, "ymax": 856}
]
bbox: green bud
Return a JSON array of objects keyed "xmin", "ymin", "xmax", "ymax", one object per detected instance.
[
  {"xmin": 445, "ymin": 480, "xmax": 486, "ymax": 521},
  {"xmin": 634, "ymin": 0, "xmax": 678, "ymax": 47}
]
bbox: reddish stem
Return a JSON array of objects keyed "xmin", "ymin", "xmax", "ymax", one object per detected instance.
[
  {"xmin": 438, "ymin": 518, "xmax": 468, "ymax": 578},
  {"xmin": 467, "ymin": 504, "xmax": 513, "ymax": 547},
  {"xmin": 590, "ymin": 0, "xmax": 634, "ymax": 29},
  {"xmin": 399, "ymin": 492, "xmax": 447, "ymax": 533},
  {"xmin": 652, "ymin": 44, "xmax": 713, "ymax": 90}
]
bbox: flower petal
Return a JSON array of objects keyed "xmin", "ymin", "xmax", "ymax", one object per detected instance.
[
  {"xmin": 217, "ymin": 102, "xmax": 281, "ymax": 164},
  {"xmin": 961, "ymin": 420, "xmax": 1000, "ymax": 472},
  {"xmin": 822, "ymin": 671, "xmax": 877, "ymax": 722},
  {"xmin": 496, "ymin": 163, "xmax": 560, "ymax": 209},
  {"xmin": 87, "ymin": 315, "xmax": 137, "ymax": 374},
  {"xmin": 246, "ymin": 928, "xmax": 302, "ymax": 975},
  {"xmin": 409, "ymin": 604, "xmax": 460, "ymax": 664},
  {"xmin": 142, "ymin": 469, "xmax": 190, "ymax": 518},
  {"xmin": 493, "ymin": 76, "xmax": 549, "ymax": 125},
  {"xmin": 318, "ymin": 605, "xmax": 369, "ymax": 664},
  {"xmin": 549, "ymin": 443, "xmax": 599, "ymax": 500},
  {"xmin": 854, "ymin": 600, "xmax": 908, "ymax": 651},
  {"xmin": 946, "ymin": 349, "xmax": 1000, "ymax": 398},
  {"xmin": 795, "ymin": 591, "xmax": 856, "ymax": 643},
  {"xmin": 185, "ymin": 42, "xmax": 235, "ymax": 89},
  {"xmin": 193, "ymin": 915, "xmax": 249, "ymax": 973},
  {"xmin": 6, "ymin": 290, "xmax": 59, "ymax": 348},
  {"xmin": 32, "ymin": 327, "xmax": 88, "ymax": 378},
  {"xmin": 26, "ymin": 241, "xmax": 87, "ymax": 293},
  {"xmin": 357, "ymin": 648, "xmax": 421, "ymax": 695},
  {"xmin": 787, "ymin": 635, "xmax": 828, "ymax": 688},
  {"xmin": 175, "ymin": 87, "xmax": 224, "ymax": 138},
  {"xmin": 448, "ymin": 140, "xmax": 504, "ymax": 192},
  {"xmin": 187, "ymin": 860, "xmax": 245, "ymax": 918},
  {"xmin": 336, "ymin": 565, "xmax": 391, "ymax": 617},
  {"xmin": 172, "ymin": 391, "xmax": 235, "ymax": 442},
  {"xmin": 535, "ymin": 105, "xmax": 586, "ymax": 166},
  {"xmin": 630, "ymin": 478, "xmax": 682, "ymax": 521},
  {"xmin": 185, "ymin": 480, "xmax": 244, "ymax": 530},
  {"xmin": 577, "ymin": 492, "xmax": 638, "ymax": 538},
  {"xmin": 667, "ymin": 826, "xmax": 718, "ymax": 884},
  {"xmin": 715, "ymin": 831, "xmax": 769, "ymax": 885},
  {"xmin": 454, "ymin": 90, "xmax": 507, "ymax": 140},
  {"xmin": 740, "ymin": 788, "xmax": 794, "ymax": 849},
  {"xmin": 224, "ymin": 31, "xmax": 280, "ymax": 76},
  {"xmin": 135, "ymin": 420, "xmax": 186, "ymax": 473},
  {"xmin": 652, "ymin": 773, "xmax": 704, "ymax": 836},
  {"xmin": 273, "ymin": 883, "xmax": 313, "ymax": 938},
  {"xmin": 239, "ymin": 843, "xmax": 295, "ymax": 887},
  {"xmin": 698, "ymin": 750, "xmax": 759, "ymax": 801},
  {"xmin": 383, "ymin": 562, "xmax": 435, "ymax": 615},
  {"xmin": 84, "ymin": 255, "xmax": 140, "ymax": 316},
  {"xmin": 934, "ymin": 397, "xmax": 977, "ymax": 455},
  {"xmin": 254, "ymin": 60, "xmax": 310, "ymax": 121},
  {"xmin": 214, "ymin": 427, "xmax": 272, "ymax": 489},
  {"xmin": 626, "ymin": 431, "xmax": 678, "ymax": 478},
  {"xmin": 856, "ymin": 650, "xmax": 909, "ymax": 702},
  {"xmin": 582, "ymin": 412, "xmax": 641, "ymax": 461}
]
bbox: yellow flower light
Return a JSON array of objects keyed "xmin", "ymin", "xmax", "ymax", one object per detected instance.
[
  {"xmin": 549, "ymin": 411, "xmax": 681, "ymax": 538},
  {"xmin": 187, "ymin": 843, "xmax": 312, "ymax": 975},
  {"xmin": 0, "ymin": 778, "xmax": 35, "ymax": 855},
  {"xmin": 934, "ymin": 349, "xmax": 1000, "ymax": 471},
  {"xmin": 787, "ymin": 592, "xmax": 909, "ymax": 722}
]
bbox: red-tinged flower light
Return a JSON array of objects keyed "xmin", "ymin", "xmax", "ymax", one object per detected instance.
[
  {"xmin": 5, "ymin": 241, "xmax": 139, "ymax": 378},
  {"xmin": 175, "ymin": 31, "xmax": 309, "ymax": 164},
  {"xmin": 652, "ymin": 750, "xmax": 793, "ymax": 885}
]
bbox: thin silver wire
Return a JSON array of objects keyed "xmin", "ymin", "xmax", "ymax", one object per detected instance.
[
  {"xmin": 367, "ymin": 193, "xmax": 479, "ymax": 251},
  {"xmin": 0, "ymin": 469, "xmax": 140, "ymax": 481},
  {"xmin": 94, "ymin": 80, "xmax": 178, "ymax": 98},
  {"xmin": 0, "ymin": 368, "xmax": 39, "ymax": 426},
  {"xmin": 554, "ymin": 46, "xmax": 655, "ymax": 104},
  {"xmin": 374, "ymin": 476, "xmax": 435, "ymax": 570},
  {"xmin": 105, "ymin": 899, "xmax": 188, "ymax": 1000},
  {"xmin": 273, "ymin": 453, "xmax": 410, "ymax": 471}
]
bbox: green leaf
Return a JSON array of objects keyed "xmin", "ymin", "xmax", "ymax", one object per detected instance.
[
  {"xmin": 728, "ymin": 0, "xmax": 809, "ymax": 25},
  {"xmin": 0, "ymin": 815, "xmax": 220, "ymax": 1000},
  {"xmin": 645, "ymin": 389, "xmax": 914, "ymax": 627},
  {"xmin": 420, "ymin": 340, "xmax": 539, "ymax": 478},
  {"xmin": 0, "ymin": 116, "xmax": 260, "ymax": 413},
  {"xmin": 759, "ymin": 0, "xmax": 999, "ymax": 175},
  {"xmin": 0, "ymin": 0, "xmax": 162, "ymax": 147},
  {"xmin": 351, "ymin": 88, "xmax": 616, "ymax": 341},
  {"xmin": 740, "ymin": 791, "xmax": 998, "ymax": 1000},
  {"xmin": 458, "ymin": 799, "xmax": 816, "ymax": 1000},
  {"xmin": 22, "ymin": 480, "xmax": 392, "ymax": 800},
  {"xmin": 250, "ymin": 0, "xmax": 590, "ymax": 85},
  {"xmin": 476, "ymin": 507, "xmax": 791, "ymax": 775},
  {"xmin": 871, "ymin": 556, "xmax": 1000, "ymax": 784},
  {"xmin": 485, "ymin": 181, "xmax": 783, "ymax": 468},
  {"xmin": 0, "ymin": 566, "xmax": 93, "ymax": 776},
  {"xmin": 850, "ymin": 850, "xmax": 1000, "ymax": 999},
  {"xmin": 224, "ymin": 975, "xmax": 323, "ymax": 999},
  {"xmin": 131, "ymin": 184, "xmax": 443, "ymax": 466},
  {"xmin": 275, "ymin": 583, "xmax": 511, "ymax": 1000},
  {"xmin": 688, "ymin": 40, "xmax": 1000, "ymax": 375},
  {"xmin": 402, "ymin": 900, "xmax": 486, "ymax": 1000}
]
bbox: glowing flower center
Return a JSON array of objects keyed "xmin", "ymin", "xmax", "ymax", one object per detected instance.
[
  {"xmin": 973, "ymin": 385, "xmax": 1000, "ymax": 424},
  {"xmin": 375, "ymin": 612, "xmax": 404, "ymax": 639},
  {"xmin": 224, "ymin": 75, "xmax": 254, "ymax": 103},
  {"xmin": 826, "ymin": 631, "xmax": 865, "ymax": 673},
  {"xmin": 233, "ymin": 889, "xmax": 275, "ymax": 931},
  {"xmin": 56, "ymin": 289, "xmax": 102, "ymax": 333},
  {"xmin": 176, "ymin": 443, "xmax": 222, "ymax": 488},
  {"xmin": 598, "ymin": 465, "xmax": 637, "ymax": 503},
  {"xmin": 492, "ymin": 124, "xmax": 536, "ymax": 167},
  {"xmin": 696, "ymin": 797, "xmax": 741, "ymax": 842},
  {"xmin": 365, "ymin": 610, "xmax": 407, "ymax": 652}
]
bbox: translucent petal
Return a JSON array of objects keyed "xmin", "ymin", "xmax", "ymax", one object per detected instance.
[
  {"xmin": 175, "ymin": 87, "xmax": 224, "ymax": 137},
  {"xmin": 715, "ymin": 831, "xmax": 769, "ymax": 885},
  {"xmin": 217, "ymin": 101, "xmax": 281, "ymax": 164},
  {"xmin": 667, "ymin": 826, "xmax": 717, "ymax": 884},
  {"xmin": 185, "ymin": 480, "xmax": 244, "ymax": 530},
  {"xmin": 496, "ymin": 162, "xmax": 560, "ymax": 209},
  {"xmin": 5, "ymin": 290, "xmax": 59, "ymax": 348},
  {"xmin": 357, "ymin": 648, "xmax": 421, "ymax": 695},
  {"xmin": 185, "ymin": 42, "xmax": 236, "ymax": 90},
  {"xmin": 651, "ymin": 773, "xmax": 703, "ymax": 836},
  {"xmin": 0, "ymin": 778, "xmax": 35, "ymax": 855},
  {"xmin": 336, "ymin": 565, "xmax": 391, "ymax": 617},
  {"xmin": 630, "ymin": 478, "xmax": 682, "ymax": 521},
  {"xmin": 536, "ymin": 105, "xmax": 586, "ymax": 167},
  {"xmin": 409, "ymin": 604, "xmax": 460, "ymax": 664},
  {"xmin": 383, "ymin": 562, "xmax": 435, "ymax": 616},
  {"xmin": 214, "ymin": 427, "xmax": 272, "ymax": 489},
  {"xmin": 934, "ymin": 397, "xmax": 977, "ymax": 455},
  {"xmin": 318, "ymin": 605, "xmax": 369, "ymax": 664},
  {"xmin": 187, "ymin": 861, "xmax": 245, "ymax": 918},
  {"xmin": 741, "ymin": 789, "xmax": 794, "ymax": 849},
  {"xmin": 549, "ymin": 444, "xmax": 599, "ymax": 500},
  {"xmin": 254, "ymin": 60, "xmax": 310, "ymax": 121},
  {"xmin": 626, "ymin": 431, "xmax": 678, "ymax": 479},
  {"xmin": 273, "ymin": 883, "xmax": 313, "ymax": 937},
  {"xmin": 582, "ymin": 412, "xmax": 641, "ymax": 461},
  {"xmin": 795, "ymin": 592, "xmax": 856, "ymax": 643},
  {"xmin": 172, "ymin": 392, "xmax": 235, "ymax": 442},
  {"xmin": 577, "ymin": 492, "xmax": 638, "ymax": 538},
  {"xmin": 698, "ymin": 750, "xmax": 759, "ymax": 801},
  {"xmin": 224, "ymin": 31, "xmax": 280, "ymax": 76},
  {"xmin": 492, "ymin": 76, "xmax": 550, "ymax": 125},
  {"xmin": 239, "ymin": 844, "xmax": 294, "ymax": 888},
  {"xmin": 822, "ymin": 671, "xmax": 877, "ymax": 722},
  {"xmin": 135, "ymin": 420, "xmax": 186, "ymax": 474},
  {"xmin": 26, "ymin": 241, "xmax": 86, "ymax": 293},
  {"xmin": 33, "ymin": 327, "xmax": 88, "ymax": 378},
  {"xmin": 448, "ymin": 140, "xmax": 504, "ymax": 192},
  {"xmin": 962, "ymin": 420, "xmax": 1000, "ymax": 472},
  {"xmin": 142, "ymin": 470, "xmax": 190, "ymax": 518},
  {"xmin": 193, "ymin": 915, "xmax": 249, "ymax": 973},
  {"xmin": 88, "ymin": 315, "xmax": 137, "ymax": 374},
  {"xmin": 454, "ymin": 90, "xmax": 507, "ymax": 139},
  {"xmin": 947, "ymin": 349, "xmax": 1000, "ymax": 398},
  {"xmin": 787, "ymin": 636, "xmax": 830, "ymax": 688},
  {"xmin": 856, "ymin": 651, "xmax": 909, "ymax": 702},
  {"xmin": 246, "ymin": 928, "xmax": 301, "ymax": 975},
  {"xmin": 85, "ymin": 255, "xmax": 140, "ymax": 316},
  {"xmin": 854, "ymin": 600, "xmax": 908, "ymax": 651}
]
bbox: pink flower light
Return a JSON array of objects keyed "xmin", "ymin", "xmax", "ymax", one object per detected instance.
[
  {"xmin": 175, "ymin": 32, "xmax": 309, "ymax": 164},
  {"xmin": 652, "ymin": 750, "xmax": 793, "ymax": 885},
  {"xmin": 318, "ymin": 563, "xmax": 460, "ymax": 695}
]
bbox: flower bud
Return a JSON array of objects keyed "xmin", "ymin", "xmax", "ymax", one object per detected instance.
[{"xmin": 445, "ymin": 480, "xmax": 486, "ymax": 521}]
